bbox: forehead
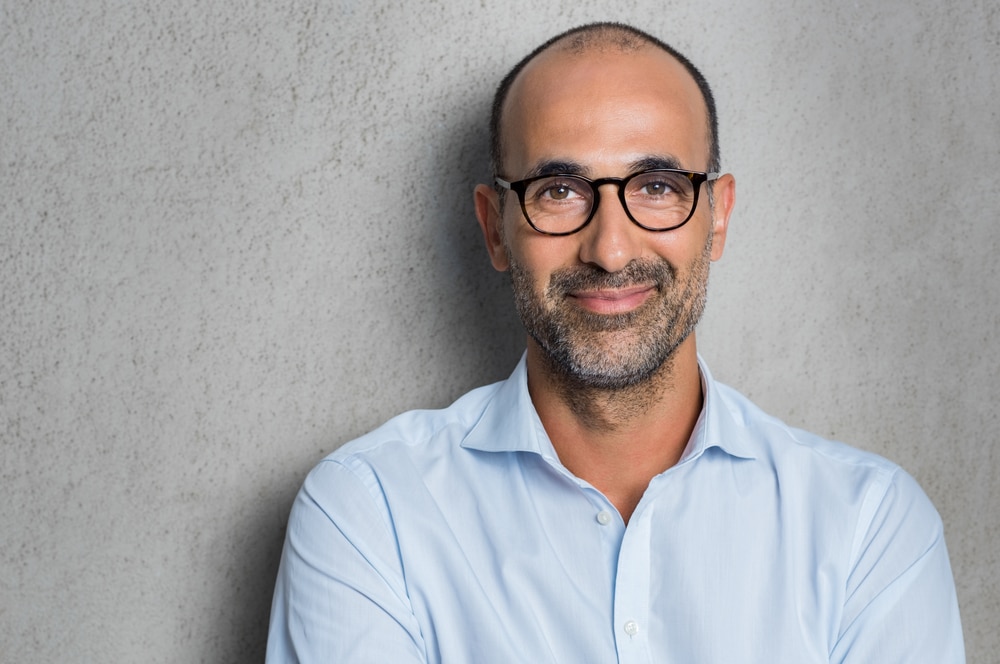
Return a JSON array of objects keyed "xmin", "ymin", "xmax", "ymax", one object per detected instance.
[{"xmin": 501, "ymin": 45, "xmax": 710, "ymax": 175}]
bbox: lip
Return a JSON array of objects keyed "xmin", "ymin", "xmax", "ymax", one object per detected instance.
[{"xmin": 567, "ymin": 284, "xmax": 656, "ymax": 315}]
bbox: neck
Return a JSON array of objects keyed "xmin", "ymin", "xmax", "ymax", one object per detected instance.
[{"xmin": 526, "ymin": 336, "xmax": 704, "ymax": 523}]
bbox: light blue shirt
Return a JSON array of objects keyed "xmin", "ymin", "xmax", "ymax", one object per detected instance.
[{"xmin": 266, "ymin": 356, "xmax": 964, "ymax": 663}]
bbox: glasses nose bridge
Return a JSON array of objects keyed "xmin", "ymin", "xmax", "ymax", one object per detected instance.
[{"xmin": 587, "ymin": 175, "xmax": 632, "ymax": 220}]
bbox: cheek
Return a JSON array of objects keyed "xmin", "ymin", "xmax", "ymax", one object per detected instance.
[
  {"xmin": 507, "ymin": 233, "xmax": 576, "ymax": 288},
  {"xmin": 648, "ymin": 218, "xmax": 714, "ymax": 266},
  {"xmin": 510, "ymin": 255, "xmax": 551, "ymax": 302}
]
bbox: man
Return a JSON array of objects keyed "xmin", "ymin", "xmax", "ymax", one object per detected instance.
[{"xmin": 267, "ymin": 23, "xmax": 964, "ymax": 662}]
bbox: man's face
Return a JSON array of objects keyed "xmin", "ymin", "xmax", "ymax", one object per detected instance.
[{"xmin": 476, "ymin": 45, "xmax": 734, "ymax": 388}]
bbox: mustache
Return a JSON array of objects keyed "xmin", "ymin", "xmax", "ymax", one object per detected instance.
[{"xmin": 546, "ymin": 259, "xmax": 675, "ymax": 295}]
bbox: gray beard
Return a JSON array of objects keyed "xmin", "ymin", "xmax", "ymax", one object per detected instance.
[{"xmin": 507, "ymin": 233, "xmax": 712, "ymax": 391}]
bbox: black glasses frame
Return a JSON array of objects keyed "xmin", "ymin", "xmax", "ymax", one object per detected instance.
[{"xmin": 495, "ymin": 169, "xmax": 720, "ymax": 236}]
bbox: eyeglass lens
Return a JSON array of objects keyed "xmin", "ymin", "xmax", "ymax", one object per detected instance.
[{"xmin": 521, "ymin": 171, "xmax": 698, "ymax": 234}]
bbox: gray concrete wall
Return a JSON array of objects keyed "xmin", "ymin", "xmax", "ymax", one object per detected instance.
[{"xmin": 2, "ymin": 1, "xmax": 996, "ymax": 661}]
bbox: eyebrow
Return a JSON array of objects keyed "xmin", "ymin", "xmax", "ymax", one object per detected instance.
[
  {"xmin": 521, "ymin": 154, "xmax": 686, "ymax": 180},
  {"xmin": 628, "ymin": 155, "xmax": 684, "ymax": 172},
  {"xmin": 522, "ymin": 160, "xmax": 587, "ymax": 179}
]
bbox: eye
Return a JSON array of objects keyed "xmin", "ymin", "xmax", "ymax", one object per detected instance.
[
  {"xmin": 639, "ymin": 179, "xmax": 675, "ymax": 196},
  {"xmin": 530, "ymin": 177, "xmax": 589, "ymax": 203},
  {"xmin": 628, "ymin": 171, "xmax": 691, "ymax": 201},
  {"xmin": 540, "ymin": 181, "xmax": 582, "ymax": 200},
  {"xmin": 542, "ymin": 185, "xmax": 566, "ymax": 200}
]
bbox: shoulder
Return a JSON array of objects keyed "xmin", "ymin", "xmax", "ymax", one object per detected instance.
[
  {"xmin": 329, "ymin": 379, "xmax": 503, "ymax": 462},
  {"xmin": 298, "ymin": 378, "xmax": 505, "ymax": 514},
  {"xmin": 702, "ymin": 379, "xmax": 961, "ymax": 660},
  {"xmin": 714, "ymin": 379, "xmax": 898, "ymax": 474},
  {"xmin": 710, "ymin": 378, "xmax": 940, "ymax": 535}
]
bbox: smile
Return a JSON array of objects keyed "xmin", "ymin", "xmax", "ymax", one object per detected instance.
[{"xmin": 566, "ymin": 284, "xmax": 657, "ymax": 315}]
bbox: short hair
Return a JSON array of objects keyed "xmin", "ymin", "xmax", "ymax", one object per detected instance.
[{"xmin": 488, "ymin": 22, "xmax": 720, "ymax": 179}]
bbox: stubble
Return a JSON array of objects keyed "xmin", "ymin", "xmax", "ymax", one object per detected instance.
[{"xmin": 507, "ymin": 232, "xmax": 713, "ymax": 421}]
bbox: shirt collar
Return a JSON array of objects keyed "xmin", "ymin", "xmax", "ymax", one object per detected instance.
[
  {"xmin": 461, "ymin": 354, "xmax": 558, "ymax": 459},
  {"xmin": 683, "ymin": 356, "xmax": 757, "ymax": 462},
  {"xmin": 461, "ymin": 353, "xmax": 756, "ymax": 462}
]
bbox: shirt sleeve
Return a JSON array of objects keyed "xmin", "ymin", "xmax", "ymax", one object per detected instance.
[
  {"xmin": 265, "ymin": 459, "xmax": 428, "ymax": 663},
  {"xmin": 831, "ymin": 467, "xmax": 965, "ymax": 663}
]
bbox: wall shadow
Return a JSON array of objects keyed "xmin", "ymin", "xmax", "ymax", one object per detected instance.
[
  {"xmin": 217, "ymin": 90, "xmax": 522, "ymax": 664},
  {"xmin": 211, "ymin": 484, "xmax": 295, "ymax": 662},
  {"xmin": 427, "ymin": 98, "xmax": 526, "ymax": 388}
]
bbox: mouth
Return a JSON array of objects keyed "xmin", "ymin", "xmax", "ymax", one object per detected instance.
[{"xmin": 566, "ymin": 284, "xmax": 656, "ymax": 315}]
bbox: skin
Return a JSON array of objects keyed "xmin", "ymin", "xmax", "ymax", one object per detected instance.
[{"xmin": 474, "ymin": 42, "xmax": 736, "ymax": 523}]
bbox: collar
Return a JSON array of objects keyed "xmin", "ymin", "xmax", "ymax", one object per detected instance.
[
  {"xmin": 461, "ymin": 353, "xmax": 558, "ymax": 459},
  {"xmin": 461, "ymin": 353, "xmax": 756, "ymax": 462}
]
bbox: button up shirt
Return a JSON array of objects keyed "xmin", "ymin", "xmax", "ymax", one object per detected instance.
[{"xmin": 266, "ymin": 356, "xmax": 964, "ymax": 662}]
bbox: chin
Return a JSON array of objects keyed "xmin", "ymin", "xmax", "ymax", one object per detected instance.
[{"xmin": 544, "ymin": 334, "xmax": 679, "ymax": 390}]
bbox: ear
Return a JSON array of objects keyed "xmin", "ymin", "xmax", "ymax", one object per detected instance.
[
  {"xmin": 708, "ymin": 173, "xmax": 735, "ymax": 261},
  {"xmin": 474, "ymin": 183, "xmax": 510, "ymax": 272}
]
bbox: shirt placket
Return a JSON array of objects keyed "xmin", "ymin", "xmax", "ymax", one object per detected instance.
[{"xmin": 613, "ymin": 506, "xmax": 654, "ymax": 664}]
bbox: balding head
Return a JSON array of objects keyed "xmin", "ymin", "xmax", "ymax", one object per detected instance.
[{"xmin": 488, "ymin": 23, "xmax": 720, "ymax": 180}]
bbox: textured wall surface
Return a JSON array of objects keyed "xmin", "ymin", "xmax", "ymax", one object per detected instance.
[{"xmin": 2, "ymin": 1, "xmax": 997, "ymax": 661}]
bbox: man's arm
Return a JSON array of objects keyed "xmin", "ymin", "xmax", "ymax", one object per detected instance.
[
  {"xmin": 832, "ymin": 468, "xmax": 964, "ymax": 662},
  {"xmin": 266, "ymin": 459, "xmax": 427, "ymax": 663}
]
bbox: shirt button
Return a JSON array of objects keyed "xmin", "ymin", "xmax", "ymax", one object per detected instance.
[
  {"xmin": 624, "ymin": 620, "xmax": 639, "ymax": 637},
  {"xmin": 596, "ymin": 510, "xmax": 612, "ymax": 525}
]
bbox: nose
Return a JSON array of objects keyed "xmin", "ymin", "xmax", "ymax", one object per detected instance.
[{"xmin": 576, "ymin": 183, "xmax": 642, "ymax": 273}]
